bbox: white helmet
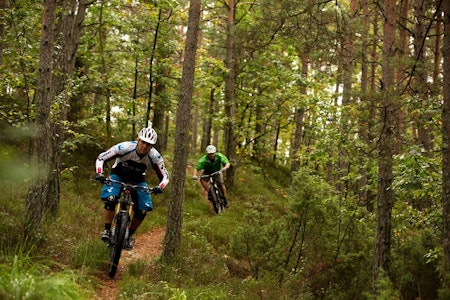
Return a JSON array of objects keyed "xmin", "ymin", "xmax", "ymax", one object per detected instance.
[
  {"xmin": 138, "ymin": 127, "xmax": 157, "ymax": 144},
  {"xmin": 206, "ymin": 145, "xmax": 217, "ymax": 154}
]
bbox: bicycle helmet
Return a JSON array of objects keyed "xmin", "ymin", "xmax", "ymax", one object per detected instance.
[
  {"xmin": 138, "ymin": 127, "xmax": 157, "ymax": 144},
  {"xmin": 206, "ymin": 145, "xmax": 217, "ymax": 154}
]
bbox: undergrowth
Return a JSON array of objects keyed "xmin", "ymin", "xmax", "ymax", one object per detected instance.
[{"xmin": 0, "ymin": 155, "xmax": 445, "ymax": 299}]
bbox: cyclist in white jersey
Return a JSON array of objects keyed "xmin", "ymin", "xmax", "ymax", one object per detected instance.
[{"xmin": 95, "ymin": 127, "xmax": 169, "ymax": 249}]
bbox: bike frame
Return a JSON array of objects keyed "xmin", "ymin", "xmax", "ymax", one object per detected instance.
[
  {"xmin": 101, "ymin": 178, "xmax": 154, "ymax": 278},
  {"xmin": 197, "ymin": 170, "xmax": 227, "ymax": 214}
]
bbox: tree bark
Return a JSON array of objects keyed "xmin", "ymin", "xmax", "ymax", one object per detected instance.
[
  {"xmin": 224, "ymin": 0, "xmax": 237, "ymax": 189},
  {"xmin": 374, "ymin": 0, "xmax": 396, "ymax": 287},
  {"xmin": 442, "ymin": 0, "xmax": 450, "ymax": 291},
  {"xmin": 163, "ymin": 0, "xmax": 201, "ymax": 259},
  {"xmin": 0, "ymin": 0, "xmax": 5, "ymax": 68},
  {"xmin": 200, "ymin": 87, "xmax": 215, "ymax": 152},
  {"xmin": 291, "ymin": 51, "xmax": 307, "ymax": 176},
  {"xmin": 413, "ymin": 0, "xmax": 433, "ymax": 154},
  {"xmin": 26, "ymin": 0, "xmax": 57, "ymax": 232},
  {"xmin": 26, "ymin": 0, "xmax": 87, "ymax": 233},
  {"xmin": 146, "ymin": 8, "xmax": 162, "ymax": 128}
]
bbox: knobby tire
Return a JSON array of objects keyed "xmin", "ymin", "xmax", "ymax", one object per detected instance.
[
  {"xmin": 109, "ymin": 212, "xmax": 128, "ymax": 278},
  {"xmin": 209, "ymin": 183, "xmax": 224, "ymax": 214},
  {"xmin": 216, "ymin": 186, "xmax": 228, "ymax": 209}
]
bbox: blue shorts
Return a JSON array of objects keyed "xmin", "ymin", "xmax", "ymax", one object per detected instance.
[{"xmin": 100, "ymin": 174, "xmax": 153, "ymax": 211}]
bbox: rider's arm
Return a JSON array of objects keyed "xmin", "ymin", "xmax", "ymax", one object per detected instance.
[
  {"xmin": 149, "ymin": 148, "xmax": 169, "ymax": 189},
  {"xmin": 96, "ymin": 145, "xmax": 120, "ymax": 174},
  {"xmin": 216, "ymin": 153, "xmax": 230, "ymax": 171}
]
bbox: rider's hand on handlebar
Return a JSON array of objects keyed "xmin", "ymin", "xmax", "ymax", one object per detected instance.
[
  {"xmin": 220, "ymin": 168, "xmax": 227, "ymax": 173},
  {"xmin": 153, "ymin": 186, "xmax": 163, "ymax": 194},
  {"xmin": 192, "ymin": 176, "xmax": 199, "ymax": 180},
  {"xmin": 95, "ymin": 173, "xmax": 107, "ymax": 184}
]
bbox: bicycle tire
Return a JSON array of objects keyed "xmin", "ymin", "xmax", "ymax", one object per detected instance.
[
  {"xmin": 108, "ymin": 212, "xmax": 129, "ymax": 278},
  {"xmin": 216, "ymin": 185, "xmax": 228, "ymax": 209},
  {"xmin": 214, "ymin": 184, "xmax": 225, "ymax": 213},
  {"xmin": 208, "ymin": 186, "xmax": 219, "ymax": 214},
  {"xmin": 210, "ymin": 184, "xmax": 224, "ymax": 214}
]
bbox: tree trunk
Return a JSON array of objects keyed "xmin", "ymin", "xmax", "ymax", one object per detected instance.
[
  {"xmin": 0, "ymin": 0, "xmax": 5, "ymax": 69},
  {"xmin": 201, "ymin": 87, "xmax": 215, "ymax": 152},
  {"xmin": 153, "ymin": 65, "xmax": 169, "ymax": 151},
  {"xmin": 374, "ymin": 0, "xmax": 396, "ymax": 287},
  {"xmin": 291, "ymin": 51, "xmax": 307, "ymax": 176},
  {"xmin": 163, "ymin": 0, "xmax": 201, "ymax": 259},
  {"xmin": 224, "ymin": 0, "xmax": 237, "ymax": 189},
  {"xmin": 413, "ymin": 0, "xmax": 433, "ymax": 154},
  {"xmin": 26, "ymin": 0, "xmax": 57, "ymax": 232},
  {"xmin": 442, "ymin": 0, "xmax": 450, "ymax": 291},
  {"xmin": 52, "ymin": 0, "xmax": 87, "ymax": 207},
  {"xmin": 146, "ymin": 8, "xmax": 162, "ymax": 128},
  {"xmin": 98, "ymin": 0, "xmax": 111, "ymax": 142},
  {"xmin": 26, "ymin": 0, "xmax": 87, "ymax": 233}
]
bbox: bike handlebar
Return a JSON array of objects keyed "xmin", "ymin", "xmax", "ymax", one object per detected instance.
[
  {"xmin": 194, "ymin": 169, "xmax": 224, "ymax": 180},
  {"xmin": 96, "ymin": 177, "xmax": 157, "ymax": 194}
]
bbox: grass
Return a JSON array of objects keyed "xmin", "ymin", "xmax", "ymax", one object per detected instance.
[
  {"xmin": 0, "ymin": 250, "xmax": 89, "ymax": 299},
  {"xmin": 0, "ymin": 155, "xmax": 383, "ymax": 299}
]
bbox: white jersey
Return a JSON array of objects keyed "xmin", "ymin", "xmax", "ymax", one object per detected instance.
[{"xmin": 96, "ymin": 141, "xmax": 169, "ymax": 188}]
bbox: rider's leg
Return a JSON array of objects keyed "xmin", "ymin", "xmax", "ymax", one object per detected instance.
[
  {"xmin": 100, "ymin": 178, "xmax": 121, "ymax": 232},
  {"xmin": 101, "ymin": 201, "xmax": 116, "ymax": 242},
  {"xmin": 219, "ymin": 184, "xmax": 227, "ymax": 198},
  {"xmin": 215, "ymin": 173, "xmax": 228, "ymax": 204},
  {"xmin": 129, "ymin": 215, "xmax": 145, "ymax": 234},
  {"xmin": 103, "ymin": 209, "xmax": 115, "ymax": 230},
  {"xmin": 103, "ymin": 195, "xmax": 117, "ymax": 231},
  {"xmin": 125, "ymin": 212, "xmax": 146, "ymax": 249},
  {"xmin": 219, "ymin": 184, "xmax": 229, "ymax": 208}
]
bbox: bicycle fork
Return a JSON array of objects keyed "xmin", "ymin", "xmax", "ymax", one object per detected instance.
[{"xmin": 110, "ymin": 193, "xmax": 134, "ymax": 248}]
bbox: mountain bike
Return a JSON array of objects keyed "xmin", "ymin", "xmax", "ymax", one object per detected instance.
[
  {"xmin": 96, "ymin": 177, "xmax": 156, "ymax": 278},
  {"xmin": 195, "ymin": 170, "xmax": 228, "ymax": 214}
]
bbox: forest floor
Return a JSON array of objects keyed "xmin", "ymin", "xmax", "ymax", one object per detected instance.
[{"xmin": 94, "ymin": 226, "xmax": 165, "ymax": 300}]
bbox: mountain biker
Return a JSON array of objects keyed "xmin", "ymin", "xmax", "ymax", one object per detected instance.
[
  {"xmin": 193, "ymin": 145, "xmax": 230, "ymax": 210},
  {"xmin": 95, "ymin": 126, "xmax": 169, "ymax": 250}
]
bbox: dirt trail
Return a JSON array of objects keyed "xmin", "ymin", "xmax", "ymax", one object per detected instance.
[{"xmin": 95, "ymin": 226, "xmax": 165, "ymax": 300}]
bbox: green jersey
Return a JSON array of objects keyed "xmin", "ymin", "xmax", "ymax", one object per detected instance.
[{"xmin": 195, "ymin": 152, "xmax": 229, "ymax": 174}]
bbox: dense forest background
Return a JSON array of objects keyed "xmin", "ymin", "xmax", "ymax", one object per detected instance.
[{"xmin": 1, "ymin": 0, "xmax": 450, "ymax": 298}]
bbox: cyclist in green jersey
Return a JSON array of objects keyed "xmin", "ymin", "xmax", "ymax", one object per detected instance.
[{"xmin": 193, "ymin": 145, "xmax": 230, "ymax": 209}]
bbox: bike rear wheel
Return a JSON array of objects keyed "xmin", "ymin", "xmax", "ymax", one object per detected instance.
[{"xmin": 108, "ymin": 212, "xmax": 129, "ymax": 278}]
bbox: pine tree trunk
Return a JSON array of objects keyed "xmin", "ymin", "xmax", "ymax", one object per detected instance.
[
  {"xmin": 374, "ymin": 0, "xmax": 396, "ymax": 287},
  {"xmin": 224, "ymin": 0, "xmax": 236, "ymax": 189},
  {"xmin": 26, "ymin": 0, "xmax": 57, "ymax": 232},
  {"xmin": 26, "ymin": 0, "xmax": 87, "ymax": 233},
  {"xmin": 290, "ymin": 51, "xmax": 307, "ymax": 176},
  {"xmin": 442, "ymin": 0, "xmax": 450, "ymax": 291},
  {"xmin": 163, "ymin": 0, "xmax": 201, "ymax": 259}
]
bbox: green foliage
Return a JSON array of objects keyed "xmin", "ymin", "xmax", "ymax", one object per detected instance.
[
  {"xmin": 390, "ymin": 229, "xmax": 441, "ymax": 299},
  {"xmin": 0, "ymin": 153, "xmax": 446, "ymax": 299},
  {"xmin": 372, "ymin": 271, "xmax": 401, "ymax": 300},
  {"xmin": 0, "ymin": 0, "xmax": 447, "ymax": 298},
  {"xmin": 392, "ymin": 146, "xmax": 441, "ymax": 207},
  {"xmin": 229, "ymin": 201, "xmax": 288, "ymax": 278}
]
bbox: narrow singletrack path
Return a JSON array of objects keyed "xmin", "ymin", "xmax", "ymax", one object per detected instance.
[{"xmin": 95, "ymin": 226, "xmax": 165, "ymax": 300}]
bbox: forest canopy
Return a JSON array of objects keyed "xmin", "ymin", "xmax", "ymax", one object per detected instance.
[{"xmin": 0, "ymin": 0, "xmax": 450, "ymax": 298}]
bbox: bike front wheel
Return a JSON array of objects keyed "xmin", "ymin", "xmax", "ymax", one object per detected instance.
[
  {"xmin": 108, "ymin": 212, "xmax": 129, "ymax": 278},
  {"xmin": 209, "ymin": 184, "xmax": 224, "ymax": 214}
]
